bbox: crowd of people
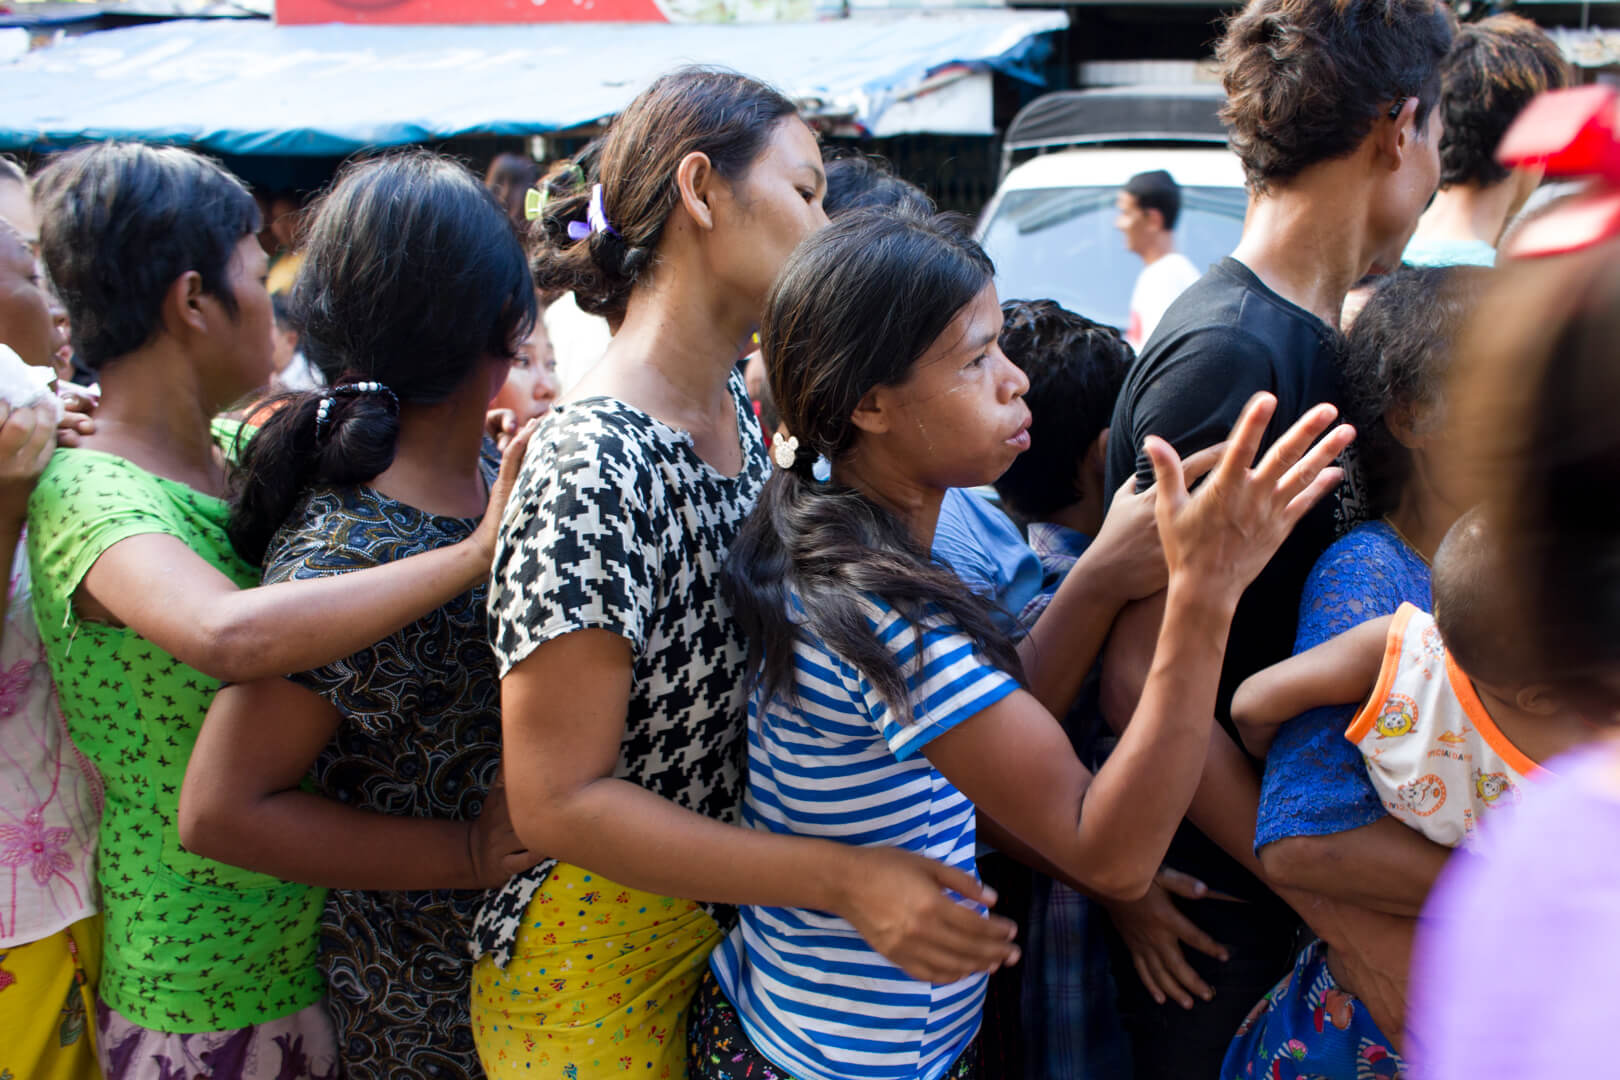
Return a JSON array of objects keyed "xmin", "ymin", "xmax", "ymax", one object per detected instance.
[{"xmin": 0, "ymin": 0, "xmax": 1614, "ymax": 1079}]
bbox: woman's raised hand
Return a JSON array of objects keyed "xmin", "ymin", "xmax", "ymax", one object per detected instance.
[
  {"xmin": 469, "ymin": 417, "xmax": 540, "ymax": 564},
  {"xmin": 1089, "ymin": 442, "xmax": 1227, "ymax": 603},
  {"xmin": 1144, "ymin": 393, "xmax": 1354, "ymax": 607},
  {"xmin": 833, "ymin": 845, "xmax": 1020, "ymax": 985}
]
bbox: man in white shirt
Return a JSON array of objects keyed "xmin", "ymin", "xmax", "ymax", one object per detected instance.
[{"xmin": 1116, "ymin": 169, "xmax": 1202, "ymax": 351}]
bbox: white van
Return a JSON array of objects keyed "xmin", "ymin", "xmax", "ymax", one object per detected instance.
[{"xmin": 976, "ymin": 87, "xmax": 1249, "ymax": 332}]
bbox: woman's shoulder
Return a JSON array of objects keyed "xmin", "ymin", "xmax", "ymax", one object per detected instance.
[{"xmin": 1297, "ymin": 520, "xmax": 1431, "ymax": 645}]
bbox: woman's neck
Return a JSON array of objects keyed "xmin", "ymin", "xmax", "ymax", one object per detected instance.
[
  {"xmin": 577, "ymin": 255, "xmax": 752, "ymax": 420},
  {"xmin": 370, "ymin": 381, "xmax": 493, "ymax": 519},
  {"xmin": 1386, "ymin": 472, "xmax": 1463, "ymax": 564},
  {"xmin": 82, "ymin": 342, "xmax": 230, "ymax": 494},
  {"xmin": 834, "ymin": 450, "xmax": 947, "ymax": 551}
]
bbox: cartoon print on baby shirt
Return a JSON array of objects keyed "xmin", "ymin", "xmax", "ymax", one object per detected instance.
[
  {"xmin": 1474, "ymin": 768, "xmax": 1521, "ymax": 808},
  {"xmin": 1394, "ymin": 773, "xmax": 1447, "ymax": 817},
  {"xmin": 1416, "ymin": 622, "xmax": 1445, "ymax": 679},
  {"xmin": 1372, "ymin": 693, "xmax": 1418, "ymax": 740}
]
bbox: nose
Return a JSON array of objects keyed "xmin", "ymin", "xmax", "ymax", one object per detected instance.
[{"xmin": 998, "ymin": 350, "xmax": 1029, "ymax": 401}]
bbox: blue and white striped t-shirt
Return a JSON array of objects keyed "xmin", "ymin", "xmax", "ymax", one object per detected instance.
[{"xmin": 709, "ymin": 595, "xmax": 1019, "ymax": 1080}]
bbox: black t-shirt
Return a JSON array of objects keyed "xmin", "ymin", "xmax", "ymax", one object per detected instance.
[{"xmin": 1105, "ymin": 256, "xmax": 1345, "ymax": 905}]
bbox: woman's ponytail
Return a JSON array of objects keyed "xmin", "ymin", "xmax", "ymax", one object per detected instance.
[{"xmin": 229, "ymin": 384, "xmax": 403, "ymax": 565}]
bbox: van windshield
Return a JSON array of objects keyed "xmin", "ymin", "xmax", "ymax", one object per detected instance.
[{"xmin": 980, "ymin": 185, "xmax": 1248, "ymax": 332}]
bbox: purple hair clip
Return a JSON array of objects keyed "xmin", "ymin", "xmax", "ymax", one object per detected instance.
[{"xmin": 567, "ymin": 183, "xmax": 617, "ymax": 242}]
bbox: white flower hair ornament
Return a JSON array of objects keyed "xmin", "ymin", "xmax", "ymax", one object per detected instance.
[{"xmin": 771, "ymin": 432, "xmax": 800, "ymax": 470}]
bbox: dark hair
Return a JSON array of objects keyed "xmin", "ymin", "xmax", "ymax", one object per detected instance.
[
  {"xmin": 228, "ymin": 151, "xmax": 535, "ymax": 564},
  {"xmin": 485, "ymin": 152, "xmax": 543, "ymax": 228},
  {"xmin": 1123, "ymin": 170, "xmax": 1182, "ymax": 231},
  {"xmin": 822, "ymin": 151, "xmax": 933, "ymax": 218},
  {"xmin": 33, "ymin": 142, "xmax": 259, "ymax": 373},
  {"xmin": 270, "ymin": 291, "xmax": 294, "ymax": 331},
  {"xmin": 992, "ymin": 300, "xmax": 1132, "ymax": 520},
  {"xmin": 1431, "ymin": 508, "xmax": 1524, "ymax": 684},
  {"xmin": 529, "ymin": 67, "xmax": 798, "ymax": 320},
  {"xmin": 1439, "ymin": 15, "xmax": 1570, "ymax": 191},
  {"xmin": 1342, "ymin": 265, "xmax": 1488, "ymax": 517},
  {"xmin": 724, "ymin": 209, "xmax": 1022, "ymax": 719},
  {"xmin": 1217, "ymin": 0, "xmax": 1454, "ymax": 193}
]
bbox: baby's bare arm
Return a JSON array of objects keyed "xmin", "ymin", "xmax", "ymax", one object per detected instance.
[{"xmin": 1233, "ymin": 614, "xmax": 1394, "ymax": 757}]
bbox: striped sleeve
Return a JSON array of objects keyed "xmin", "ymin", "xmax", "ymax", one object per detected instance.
[{"xmin": 853, "ymin": 598, "xmax": 1018, "ymax": 761}]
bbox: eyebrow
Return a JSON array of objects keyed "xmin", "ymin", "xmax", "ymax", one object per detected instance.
[{"xmin": 799, "ymin": 162, "xmax": 827, "ymax": 188}]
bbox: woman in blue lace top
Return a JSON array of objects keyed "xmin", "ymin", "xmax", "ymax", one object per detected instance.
[{"xmin": 1226, "ymin": 267, "xmax": 1491, "ymax": 1079}]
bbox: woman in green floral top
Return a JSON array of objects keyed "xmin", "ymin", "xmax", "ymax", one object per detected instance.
[{"xmin": 28, "ymin": 143, "xmax": 532, "ymax": 1079}]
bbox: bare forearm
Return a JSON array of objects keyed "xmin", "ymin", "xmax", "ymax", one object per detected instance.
[
  {"xmin": 182, "ymin": 789, "xmax": 480, "ymax": 891},
  {"xmin": 195, "ymin": 542, "xmax": 487, "ymax": 681},
  {"xmin": 1017, "ymin": 554, "xmax": 1129, "ymax": 716},
  {"xmin": 1260, "ymin": 817, "xmax": 1451, "ymax": 915},
  {"xmin": 513, "ymin": 777, "xmax": 853, "ymax": 911},
  {"xmin": 1054, "ymin": 582, "xmax": 1237, "ymax": 899}
]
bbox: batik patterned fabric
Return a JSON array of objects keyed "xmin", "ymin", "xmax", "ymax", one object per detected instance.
[
  {"xmin": 1347, "ymin": 604, "xmax": 1545, "ymax": 849},
  {"xmin": 688, "ymin": 971, "xmax": 980, "ymax": 1080},
  {"xmin": 27, "ymin": 430, "xmax": 325, "ymax": 1033},
  {"xmin": 1221, "ymin": 940, "xmax": 1404, "ymax": 1080},
  {"xmin": 97, "ymin": 999, "xmax": 338, "ymax": 1080},
  {"xmin": 474, "ymin": 370, "xmax": 766, "ymax": 968},
  {"xmin": 470, "ymin": 861, "xmax": 722, "ymax": 1080},
  {"xmin": 0, "ymin": 913, "xmax": 100, "ymax": 1080},
  {"xmin": 0, "ymin": 539, "xmax": 101, "ymax": 951},
  {"xmin": 260, "ymin": 440, "xmax": 504, "ymax": 1080}
]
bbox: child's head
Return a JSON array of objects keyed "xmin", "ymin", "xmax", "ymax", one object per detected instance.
[
  {"xmin": 228, "ymin": 150, "xmax": 535, "ymax": 564},
  {"xmin": 992, "ymin": 300, "xmax": 1130, "ymax": 529},
  {"xmin": 1342, "ymin": 265, "xmax": 1490, "ymax": 516},
  {"xmin": 529, "ymin": 67, "xmax": 819, "ymax": 324},
  {"xmin": 1432, "ymin": 509, "xmax": 1528, "ymax": 690},
  {"xmin": 34, "ymin": 142, "xmax": 263, "ymax": 380},
  {"xmin": 1433, "ymin": 508, "xmax": 1608, "ymax": 722},
  {"xmin": 726, "ymin": 208, "xmax": 1023, "ymax": 717},
  {"xmin": 490, "ymin": 310, "xmax": 561, "ymax": 426},
  {"xmin": 821, "ymin": 152, "xmax": 933, "ymax": 219},
  {"xmin": 268, "ymin": 291, "xmax": 298, "ymax": 376}
]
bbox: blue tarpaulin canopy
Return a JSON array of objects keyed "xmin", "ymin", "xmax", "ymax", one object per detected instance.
[{"xmin": 0, "ymin": 10, "xmax": 1068, "ymax": 154}]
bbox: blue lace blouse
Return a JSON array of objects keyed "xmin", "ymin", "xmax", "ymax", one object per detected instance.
[{"xmin": 1254, "ymin": 520, "xmax": 1433, "ymax": 850}]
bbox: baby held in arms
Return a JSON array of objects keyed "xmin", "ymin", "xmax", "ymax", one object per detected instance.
[{"xmin": 1233, "ymin": 509, "xmax": 1609, "ymax": 849}]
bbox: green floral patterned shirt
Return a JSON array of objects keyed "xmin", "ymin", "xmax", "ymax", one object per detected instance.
[{"xmin": 26, "ymin": 431, "xmax": 325, "ymax": 1034}]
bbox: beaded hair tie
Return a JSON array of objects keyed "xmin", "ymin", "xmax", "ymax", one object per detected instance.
[{"xmin": 314, "ymin": 380, "xmax": 400, "ymax": 440}]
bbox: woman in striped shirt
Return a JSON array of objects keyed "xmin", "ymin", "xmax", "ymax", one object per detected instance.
[{"xmin": 695, "ymin": 209, "xmax": 1355, "ymax": 1080}]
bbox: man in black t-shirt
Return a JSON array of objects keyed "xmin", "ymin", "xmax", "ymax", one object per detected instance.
[{"xmin": 1096, "ymin": 0, "xmax": 1454, "ymax": 1075}]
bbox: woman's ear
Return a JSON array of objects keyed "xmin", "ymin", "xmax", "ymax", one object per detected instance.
[
  {"xmin": 849, "ymin": 384, "xmax": 893, "ymax": 436},
  {"xmin": 1386, "ymin": 402, "xmax": 1428, "ymax": 450},
  {"xmin": 162, "ymin": 270, "xmax": 210, "ymax": 339},
  {"xmin": 675, "ymin": 151, "xmax": 717, "ymax": 233}
]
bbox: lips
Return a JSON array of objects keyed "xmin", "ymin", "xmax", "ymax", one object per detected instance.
[{"xmin": 1006, "ymin": 421, "xmax": 1031, "ymax": 451}]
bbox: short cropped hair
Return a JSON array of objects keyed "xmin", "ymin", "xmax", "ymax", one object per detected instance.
[
  {"xmin": 1217, "ymin": 0, "xmax": 1454, "ymax": 193},
  {"xmin": 1124, "ymin": 170, "xmax": 1182, "ymax": 231},
  {"xmin": 993, "ymin": 300, "xmax": 1132, "ymax": 520},
  {"xmin": 1433, "ymin": 509, "xmax": 1525, "ymax": 685},
  {"xmin": 1439, "ymin": 15, "xmax": 1571, "ymax": 190},
  {"xmin": 34, "ymin": 142, "xmax": 259, "ymax": 373}
]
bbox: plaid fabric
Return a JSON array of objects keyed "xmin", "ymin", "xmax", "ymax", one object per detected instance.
[
  {"xmin": 1017, "ymin": 522, "xmax": 1090, "ymax": 626},
  {"xmin": 1012, "ymin": 521, "xmax": 1133, "ymax": 1079}
]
